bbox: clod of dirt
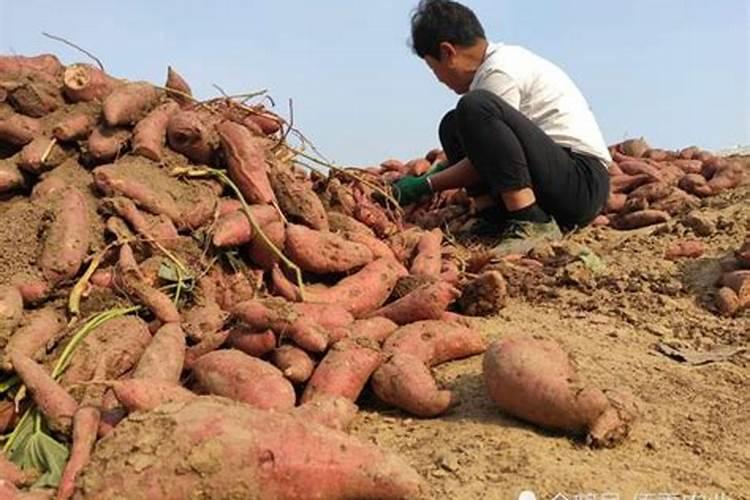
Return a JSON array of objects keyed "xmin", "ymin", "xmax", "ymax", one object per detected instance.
[{"xmin": 458, "ymin": 271, "xmax": 508, "ymax": 316}]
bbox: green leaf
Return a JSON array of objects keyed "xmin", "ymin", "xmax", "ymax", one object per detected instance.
[
  {"xmin": 578, "ymin": 249, "xmax": 606, "ymax": 275},
  {"xmin": 7, "ymin": 412, "xmax": 69, "ymax": 489},
  {"xmin": 0, "ymin": 374, "xmax": 20, "ymax": 394},
  {"xmin": 158, "ymin": 262, "xmax": 180, "ymax": 282}
]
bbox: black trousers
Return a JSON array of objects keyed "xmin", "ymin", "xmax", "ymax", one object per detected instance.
[{"xmin": 439, "ymin": 89, "xmax": 610, "ymax": 229}]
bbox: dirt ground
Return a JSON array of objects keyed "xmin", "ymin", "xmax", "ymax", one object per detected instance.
[{"xmin": 352, "ymin": 158, "xmax": 750, "ymax": 500}]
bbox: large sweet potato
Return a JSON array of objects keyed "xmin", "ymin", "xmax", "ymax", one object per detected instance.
[
  {"xmin": 166, "ymin": 109, "xmax": 220, "ymax": 164},
  {"xmin": 116, "ymin": 244, "xmax": 180, "ymax": 324},
  {"xmin": 269, "ymin": 162, "xmax": 328, "ymax": 230},
  {"xmin": 211, "ymin": 204, "xmax": 279, "ymax": 247},
  {"xmin": 74, "ymin": 397, "xmax": 424, "ymax": 499},
  {"xmin": 1, "ymin": 307, "xmax": 65, "ymax": 371},
  {"xmin": 132, "ymin": 100, "xmax": 180, "ymax": 161},
  {"xmin": 132, "ymin": 323, "xmax": 185, "ymax": 383},
  {"xmin": 39, "ymin": 187, "xmax": 90, "ymax": 285},
  {"xmin": 0, "ymin": 113, "xmax": 41, "ymax": 145},
  {"xmin": 369, "ymin": 280, "xmax": 460, "ymax": 325},
  {"xmin": 86, "ymin": 125, "xmax": 130, "ymax": 163},
  {"xmin": 483, "ymin": 337, "xmax": 638, "ymax": 447},
  {"xmin": 0, "ymin": 53, "xmax": 62, "ymax": 76},
  {"xmin": 62, "ymin": 64, "xmax": 119, "ymax": 102},
  {"xmin": 678, "ymin": 173, "xmax": 712, "ymax": 197},
  {"xmin": 271, "ymin": 344, "xmax": 316, "ymax": 383},
  {"xmin": 285, "ymin": 224, "xmax": 374, "ymax": 274},
  {"xmin": 6, "ymin": 72, "xmax": 63, "ymax": 117},
  {"xmin": 226, "ymin": 326, "xmax": 277, "ymax": 357},
  {"xmin": 410, "ymin": 228, "xmax": 443, "ymax": 277},
  {"xmin": 192, "ymin": 349, "xmax": 295, "ymax": 410},
  {"xmin": 53, "ymin": 111, "xmax": 96, "ymax": 142},
  {"xmin": 102, "ymin": 82, "xmax": 160, "ymax": 126},
  {"xmin": 302, "ymin": 337, "xmax": 383, "ymax": 403},
  {"xmin": 217, "ymin": 120, "xmax": 275, "ymax": 204},
  {"xmin": 18, "ymin": 136, "xmax": 67, "ymax": 173},
  {"xmin": 611, "ymin": 209, "xmax": 670, "ymax": 230},
  {"xmin": 382, "ymin": 320, "xmax": 486, "ymax": 366}
]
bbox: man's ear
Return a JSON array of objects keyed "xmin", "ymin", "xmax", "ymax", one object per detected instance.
[{"xmin": 439, "ymin": 42, "xmax": 457, "ymax": 63}]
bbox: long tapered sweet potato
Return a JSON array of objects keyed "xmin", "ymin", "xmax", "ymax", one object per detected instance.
[
  {"xmin": 93, "ymin": 164, "xmax": 182, "ymax": 222},
  {"xmin": 226, "ymin": 326, "xmax": 277, "ymax": 357},
  {"xmin": 6, "ymin": 73, "xmax": 64, "ymax": 117},
  {"xmin": 383, "ymin": 320, "xmax": 487, "ymax": 366},
  {"xmin": 105, "ymin": 197, "xmax": 179, "ymax": 246},
  {"xmin": 52, "ymin": 111, "xmax": 96, "ymax": 142},
  {"xmin": 271, "ymin": 344, "xmax": 316, "ymax": 383},
  {"xmin": 131, "ymin": 100, "xmax": 180, "ymax": 161},
  {"xmin": 483, "ymin": 337, "xmax": 638, "ymax": 447},
  {"xmin": 62, "ymin": 64, "xmax": 119, "ymax": 102},
  {"xmin": 349, "ymin": 317, "xmax": 399, "ymax": 344},
  {"xmin": 18, "ymin": 136, "xmax": 66, "ymax": 174},
  {"xmin": 410, "ymin": 228, "xmax": 443, "ymax": 277},
  {"xmin": 285, "ymin": 224, "xmax": 374, "ymax": 274},
  {"xmin": 165, "ymin": 66, "xmax": 193, "ymax": 105},
  {"xmin": 341, "ymin": 230, "xmax": 396, "ymax": 260},
  {"xmin": 0, "ymin": 54, "xmax": 62, "ymax": 76},
  {"xmin": 211, "ymin": 204, "xmax": 279, "ymax": 247},
  {"xmin": 302, "ymin": 338, "xmax": 383, "ymax": 403},
  {"xmin": 166, "ymin": 109, "xmax": 220, "ymax": 164},
  {"xmin": 269, "ymin": 163, "xmax": 328, "ymax": 230},
  {"xmin": 0, "ymin": 113, "xmax": 41, "ymax": 145},
  {"xmin": 132, "ymin": 323, "xmax": 185, "ymax": 383},
  {"xmin": 192, "ymin": 349, "xmax": 295, "ymax": 410},
  {"xmin": 10, "ymin": 351, "xmax": 77, "ymax": 434},
  {"xmin": 369, "ymin": 280, "xmax": 460, "ymax": 325},
  {"xmin": 618, "ymin": 160, "xmax": 662, "ymax": 179},
  {"xmin": 57, "ymin": 406, "xmax": 100, "ymax": 500},
  {"xmin": 75, "ymin": 397, "xmax": 425, "ymax": 500},
  {"xmin": 39, "ymin": 187, "xmax": 90, "ymax": 285},
  {"xmin": 217, "ymin": 120, "xmax": 275, "ymax": 204},
  {"xmin": 0, "ymin": 158, "xmax": 25, "ymax": 193},
  {"xmin": 86, "ymin": 125, "xmax": 130, "ymax": 163},
  {"xmin": 103, "ymin": 379, "xmax": 196, "ymax": 413},
  {"xmin": 245, "ymin": 220, "xmax": 286, "ymax": 270},
  {"xmin": 0, "ymin": 286, "xmax": 23, "ymax": 349},
  {"xmin": 612, "ymin": 209, "xmax": 670, "ymax": 230},
  {"xmin": 102, "ymin": 82, "xmax": 160, "ymax": 126},
  {"xmin": 116, "ymin": 244, "xmax": 180, "ymax": 323},
  {"xmin": 1, "ymin": 307, "xmax": 65, "ymax": 371}
]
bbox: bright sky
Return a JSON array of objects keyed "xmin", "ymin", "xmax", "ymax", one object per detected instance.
[{"xmin": 1, "ymin": 1, "xmax": 748, "ymax": 166}]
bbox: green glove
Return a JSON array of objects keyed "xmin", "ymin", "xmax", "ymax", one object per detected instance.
[
  {"xmin": 392, "ymin": 175, "xmax": 431, "ymax": 206},
  {"xmin": 425, "ymin": 160, "xmax": 449, "ymax": 176}
]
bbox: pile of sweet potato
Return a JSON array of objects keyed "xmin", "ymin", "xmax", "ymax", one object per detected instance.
[
  {"xmin": 715, "ymin": 235, "xmax": 750, "ymax": 317},
  {"xmin": 0, "ymin": 53, "xmax": 502, "ymax": 498}
]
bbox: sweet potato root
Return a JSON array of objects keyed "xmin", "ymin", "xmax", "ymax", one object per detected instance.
[
  {"xmin": 410, "ymin": 228, "xmax": 443, "ymax": 277},
  {"xmin": 716, "ymin": 287, "xmax": 740, "ymax": 316},
  {"xmin": 626, "ymin": 181, "xmax": 671, "ymax": 202},
  {"xmin": 0, "ymin": 285, "xmax": 23, "ymax": 347},
  {"xmin": 340, "ymin": 230, "xmax": 396, "ymax": 260},
  {"xmin": 269, "ymin": 163, "xmax": 328, "ymax": 230},
  {"xmin": 86, "ymin": 125, "xmax": 130, "ymax": 163},
  {"xmin": 93, "ymin": 164, "xmax": 182, "ymax": 222},
  {"xmin": 10, "ymin": 351, "xmax": 77, "ymax": 434},
  {"xmin": 62, "ymin": 64, "xmax": 119, "ymax": 102},
  {"xmin": 665, "ymin": 240, "xmax": 705, "ymax": 260},
  {"xmin": 719, "ymin": 270, "xmax": 750, "ymax": 305},
  {"xmin": 217, "ymin": 120, "xmax": 275, "ymax": 205},
  {"xmin": 57, "ymin": 406, "xmax": 100, "ymax": 500},
  {"xmin": 707, "ymin": 161, "xmax": 743, "ymax": 193},
  {"xmin": 2, "ymin": 307, "xmax": 65, "ymax": 371},
  {"xmin": 183, "ymin": 329, "xmax": 230, "ymax": 370},
  {"xmin": 226, "ymin": 326, "xmax": 276, "ymax": 357},
  {"xmin": 52, "ymin": 111, "xmax": 96, "ymax": 142},
  {"xmin": 369, "ymin": 280, "xmax": 460, "ymax": 325},
  {"xmin": 18, "ymin": 136, "xmax": 66, "ymax": 174},
  {"xmin": 271, "ymin": 344, "xmax": 316, "ymax": 383},
  {"xmin": 0, "ymin": 53, "xmax": 62, "ymax": 76},
  {"xmin": 110, "ymin": 379, "xmax": 196, "ymax": 413},
  {"xmin": 105, "ymin": 197, "xmax": 179, "ymax": 246},
  {"xmin": 245, "ymin": 108, "xmax": 282, "ymax": 135},
  {"xmin": 132, "ymin": 323, "xmax": 185, "ymax": 383},
  {"xmin": 678, "ymin": 173, "xmax": 712, "ymax": 197},
  {"xmin": 302, "ymin": 338, "xmax": 382, "ymax": 403},
  {"xmin": 0, "ymin": 158, "xmax": 25, "ymax": 193},
  {"xmin": 165, "ymin": 66, "xmax": 192, "ymax": 105},
  {"xmin": 75, "ymin": 397, "xmax": 425, "ymax": 500},
  {"xmin": 617, "ymin": 160, "xmax": 662, "ymax": 179},
  {"xmin": 192, "ymin": 349, "xmax": 295, "ymax": 410},
  {"xmin": 6, "ymin": 73, "xmax": 64, "ymax": 117},
  {"xmin": 0, "ymin": 112, "xmax": 42, "ymax": 145},
  {"xmin": 290, "ymin": 396, "xmax": 358, "ymax": 432},
  {"xmin": 285, "ymin": 224, "xmax": 374, "ymax": 274},
  {"xmin": 211, "ymin": 204, "xmax": 279, "ymax": 247},
  {"xmin": 39, "ymin": 187, "xmax": 90, "ymax": 285},
  {"xmin": 610, "ymin": 173, "xmax": 653, "ymax": 194},
  {"xmin": 483, "ymin": 337, "xmax": 638, "ymax": 447},
  {"xmin": 327, "ymin": 211, "xmax": 376, "ymax": 236},
  {"xmin": 348, "ymin": 317, "xmax": 399, "ymax": 344},
  {"xmin": 132, "ymin": 100, "xmax": 180, "ymax": 161},
  {"xmin": 383, "ymin": 320, "xmax": 486, "ymax": 366},
  {"xmin": 246, "ymin": 220, "xmax": 287, "ymax": 270},
  {"xmin": 102, "ymin": 82, "xmax": 160, "ymax": 126},
  {"xmin": 166, "ymin": 109, "xmax": 220, "ymax": 164},
  {"xmin": 116, "ymin": 244, "xmax": 180, "ymax": 323},
  {"xmin": 611, "ymin": 209, "xmax": 670, "ymax": 230}
]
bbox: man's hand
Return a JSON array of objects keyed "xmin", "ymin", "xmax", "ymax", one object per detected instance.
[{"xmin": 392, "ymin": 175, "xmax": 431, "ymax": 206}]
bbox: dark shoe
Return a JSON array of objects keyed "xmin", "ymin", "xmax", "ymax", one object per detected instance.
[{"xmin": 490, "ymin": 219, "xmax": 563, "ymax": 257}]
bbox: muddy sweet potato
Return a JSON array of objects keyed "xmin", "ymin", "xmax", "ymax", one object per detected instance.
[
  {"xmin": 105, "ymin": 197, "xmax": 179, "ymax": 246},
  {"xmin": 327, "ymin": 211, "xmax": 376, "ymax": 236},
  {"xmin": 192, "ymin": 349, "xmax": 295, "ymax": 410},
  {"xmin": 678, "ymin": 173, "xmax": 712, "ymax": 197},
  {"xmin": 86, "ymin": 125, "xmax": 130, "ymax": 163},
  {"xmin": 74, "ymin": 397, "xmax": 424, "ymax": 500},
  {"xmin": 383, "ymin": 320, "xmax": 486, "ymax": 366},
  {"xmin": 1, "ymin": 307, "xmax": 65, "ymax": 371},
  {"xmin": 0, "ymin": 113, "xmax": 41, "ymax": 145},
  {"xmin": 110, "ymin": 379, "xmax": 196, "ymax": 413},
  {"xmin": 369, "ymin": 280, "xmax": 460, "ymax": 325},
  {"xmin": 348, "ymin": 317, "xmax": 399, "ymax": 344},
  {"xmin": 605, "ymin": 193, "xmax": 626, "ymax": 213},
  {"xmin": 132, "ymin": 100, "xmax": 180, "ymax": 161},
  {"xmin": 226, "ymin": 327, "xmax": 277, "ymax": 357},
  {"xmin": 665, "ymin": 240, "xmax": 705, "ymax": 261},
  {"xmin": 716, "ymin": 287, "xmax": 740, "ymax": 316},
  {"xmin": 271, "ymin": 344, "xmax": 316, "ymax": 383},
  {"xmin": 610, "ymin": 173, "xmax": 652, "ymax": 194},
  {"xmin": 57, "ymin": 406, "xmax": 100, "ymax": 500},
  {"xmin": 184, "ymin": 329, "xmax": 231, "ymax": 370},
  {"xmin": 18, "ymin": 136, "xmax": 66, "ymax": 174},
  {"xmin": 290, "ymin": 396, "xmax": 358, "ymax": 432},
  {"xmin": 302, "ymin": 338, "xmax": 383, "ymax": 403},
  {"xmin": 458, "ymin": 271, "xmax": 508, "ymax": 316},
  {"xmin": 483, "ymin": 337, "xmax": 638, "ymax": 447},
  {"xmin": 245, "ymin": 108, "xmax": 282, "ymax": 135},
  {"xmin": 0, "ymin": 53, "xmax": 62, "ymax": 76},
  {"xmin": 116, "ymin": 244, "xmax": 180, "ymax": 323},
  {"xmin": 165, "ymin": 66, "xmax": 193, "ymax": 105},
  {"xmin": 0, "ymin": 285, "xmax": 23, "ymax": 348},
  {"xmin": 285, "ymin": 224, "xmax": 373, "ymax": 274},
  {"xmin": 166, "ymin": 109, "xmax": 220, "ymax": 164},
  {"xmin": 627, "ymin": 182, "xmax": 671, "ymax": 202},
  {"xmin": 719, "ymin": 270, "xmax": 750, "ymax": 306},
  {"xmin": 269, "ymin": 163, "xmax": 328, "ymax": 230},
  {"xmin": 707, "ymin": 161, "xmax": 743, "ymax": 193},
  {"xmin": 217, "ymin": 120, "xmax": 275, "ymax": 205},
  {"xmin": 10, "ymin": 351, "xmax": 77, "ymax": 434},
  {"xmin": 102, "ymin": 82, "xmax": 160, "ymax": 126},
  {"xmin": 0, "ymin": 158, "xmax": 25, "ymax": 193},
  {"xmin": 246, "ymin": 220, "xmax": 287, "ymax": 270},
  {"xmin": 612, "ymin": 209, "xmax": 670, "ymax": 230},
  {"xmin": 52, "ymin": 111, "xmax": 96, "ymax": 142},
  {"xmin": 617, "ymin": 160, "xmax": 662, "ymax": 179},
  {"xmin": 38, "ymin": 187, "xmax": 90, "ymax": 285},
  {"xmin": 62, "ymin": 64, "xmax": 119, "ymax": 102},
  {"xmin": 212, "ymin": 204, "xmax": 279, "ymax": 247},
  {"xmin": 341, "ymin": 230, "xmax": 396, "ymax": 260},
  {"xmin": 6, "ymin": 73, "xmax": 64, "ymax": 117},
  {"xmin": 617, "ymin": 138, "xmax": 650, "ymax": 158},
  {"xmin": 132, "ymin": 323, "xmax": 185, "ymax": 383},
  {"xmin": 410, "ymin": 228, "xmax": 443, "ymax": 277}
]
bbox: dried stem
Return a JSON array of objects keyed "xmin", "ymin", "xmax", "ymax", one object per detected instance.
[{"xmin": 41, "ymin": 32, "xmax": 105, "ymax": 71}]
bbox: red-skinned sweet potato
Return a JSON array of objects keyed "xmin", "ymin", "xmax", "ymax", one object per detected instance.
[
  {"xmin": 192, "ymin": 349, "xmax": 295, "ymax": 410},
  {"xmin": 627, "ymin": 182, "xmax": 671, "ymax": 202},
  {"xmin": 94, "ymin": 164, "xmax": 183, "ymax": 222},
  {"xmin": 716, "ymin": 287, "xmax": 740, "ymax": 316},
  {"xmin": 211, "ymin": 204, "xmax": 279, "ymax": 247},
  {"xmin": 271, "ymin": 344, "xmax": 316, "ymax": 383},
  {"xmin": 217, "ymin": 120, "xmax": 275, "ymax": 204},
  {"xmin": 327, "ymin": 211, "xmax": 376, "ymax": 236},
  {"xmin": 57, "ymin": 406, "xmax": 100, "ymax": 500},
  {"xmin": 617, "ymin": 160, "xmax": 662, "ymax": 179},
  {"xmin": 184, "ymin": 329, "xmax": 231, "ymax": 370},
  {"xmin": 611, "ymin": 209, "xmax": 670, "ymax": 230},
  {"xmin": 116, "ymin": 244, "xmax": 180, "ymax": 323},
  {"xmin": 369, "ymin": 280, "xmax": 460, "ymax": 325},
  {"xmin": 605, "ymin": 193, "xmax": 626, "ymax": 213},
  {"xmin": 86, "ymin": 125, "xmax": 130, "ymax": 163},
  {"xmin": 610, "ymin": 173, "xmax": 652, "ymax": 194},
  {"xmin": 405, "ymin": 158, "xmax": 431, "ymax": 176},
  {"xmin": 165, "ymin": 66, "xmax": 193, "ymax": 106},
  {"xmin": 6, "ymin": 72, "xmax": 63, "ymax": 117},
  {"xmin": 302, "ymin": 337, "xmax": 383, "ymax": 403},
  {"xmin": 18, "ymin": 136, "xmax": 66, "ymax": 174},
  {"xmin": 707, "ymin": 161, "xmax": 743, "ymax": 193},
  {"xmin": 62, "ymin": 64, "xmax": 119, "ymax": 102},
  {"xmin": 132, "ymin": 323, "xmax": 185, "ymax": 383},
  {"xmin": 719, "ymin": 270, "xmax": 750, "ymax": 305},
  {"xmin": 0, "ymin": 285, "xmax": 24, "ymax": 347},
  {"xmin": 132, "ymin": 100, "xmax": 180, "ymax": 161},
  {"xmin": 483, "ymin": 337, "xmax": 638, "ymax": 447},
  {"xmin": 0, "ymin": 113, "xmax": 41, "ymax": 145},
  {"xmin": 383, "ymin": 320, "xmax": 486, "ymax": 366},
  {"xmin": 665, "ymin": 240, "xmax": 705, "ymax": 260},
  {"xmin": 349, "ymin": 317, "xmax": 399, "ymax": 344},
  {"xmin": 226, "ymin": 326, "xmax": 277, "ymax": 358},
  {"xmin": 246, "ymin": 220, "xmax": 287, "ymax": 270},
  {"xmin": 52, "ymin": 111, "xmax": 96, "ymax": 142},
  {"xmin": 678, "ymin": 173, "xmax": 712, "ymax": 197},
  {"xmin": 285, "ymin": 224, "xmax": 374, "ymax": 274},
  {"xmin": 245, "ymin": 108, "xmax": 282, "ymax": 135},
  {"xmin": 102, "ymin": 82, "xmax": 160, "ymax": 126},
  {"xmin": 0, "ymin": 53, "xmax": 62, "ymax": 76},
  {"xmin": 410, "ymin": 228, "xmax": 443, "ymax": 277},
  {"xmin": 111, "ymin": 379, "xmax": 196, "ymax": 413},
  {"xmin": 269, "ymin": 163, "xmax": 328, "ymax": 230},
  {"xmin": 2, "ymin": 307, "xmax": 65, "ymax": 371},
  {"xmin": 0, "ymin": 158, "xmax": 25, "ymax": 194},
  {"xmin": 39, "ymin": 187, "xmax": 90, "ymax": 285},
  {"xmin": 105, "ymin": 197, "xmax": 179, "ymax": 247},
  {"xmin": 290, "ymin": 396, "xmax": 358, "ymax": 432},
  {"xmin": 166, "ymin": 109, "xmax": 220, "ymax": 164},
  {"xmin": 74, "ymin": 397, "xmax": 425, "ymax": 500}
]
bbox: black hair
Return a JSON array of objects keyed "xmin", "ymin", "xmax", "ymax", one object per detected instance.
[{"xmin": 410, "ymin": 0, "xmax": 486, "ymax": 60}]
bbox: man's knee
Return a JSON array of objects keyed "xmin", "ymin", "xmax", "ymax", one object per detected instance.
[
  {"xmin": 456, "ymin": 89, "xmax": 502, "ymax": 124},
  {"xmin": 438, "ymin": 110, "xmax": 457, "ymax": 143}
]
